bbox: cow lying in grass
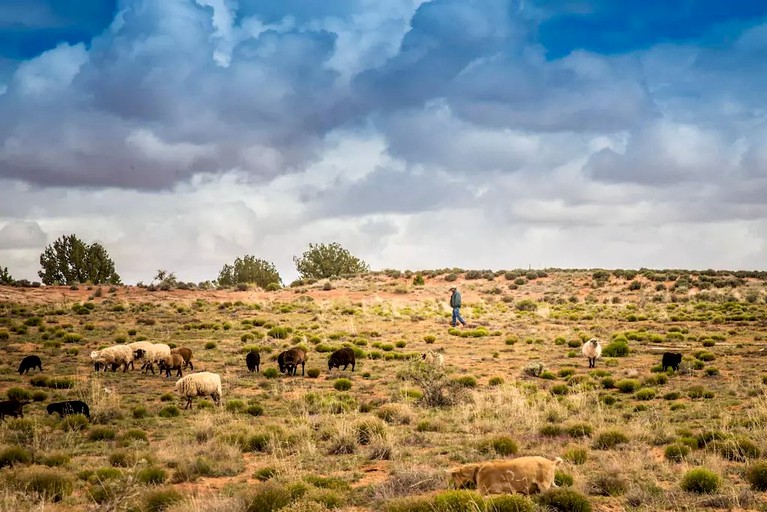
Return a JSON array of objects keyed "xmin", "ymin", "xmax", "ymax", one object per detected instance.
[{"xmin": 449, "ymin": 456, "xmax": 563, "ymax": 495}]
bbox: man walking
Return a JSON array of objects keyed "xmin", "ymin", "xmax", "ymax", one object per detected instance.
[{"xmin": 449, "ymin": 287, "xmax": 467, "ymax": 327}]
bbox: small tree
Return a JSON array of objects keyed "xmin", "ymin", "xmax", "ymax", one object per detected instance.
[
  {"xmin": 293, "ymin": 242, "xmax": 369, "ymax": 280},
  {"xmin": 0, "ymin": 266, "xmax": 13, "ymax": 285},
  {"xmin": 217, "ymin": 255, "xmax": 282, "ymax": 288},
  {"xmin": 38, "ymin": 234, "xmax": 121, "ymax": 285}
]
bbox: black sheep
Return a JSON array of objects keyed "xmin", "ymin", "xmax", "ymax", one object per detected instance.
[
  {"xmin": 328, "ymin": 347, "xmax": 355, "ymax": 372},
  {"xmin": 662, "ymin": 352, "xmax": 683, "ymax": 372},
  {"xmin": 0, "ymin": 399, "xmax": 30, "ymax": 421},
  {"xmin": 246, "ymin": 351, "xmax": 260, "ymax": 373},
  {"xmin": 47, "ymin": 400, "xmax": 90, "ymax": 419},
  {"xmin": 18, "ymin": 355, "xmax": 43, "ymax": 375}
]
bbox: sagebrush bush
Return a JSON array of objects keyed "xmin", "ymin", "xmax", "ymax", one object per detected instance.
[
  {"xmin": 136, "ymin": 466, "xmax": 167, "ymax": 485},
  {"xmin": 109, "ymin": 449, "xmax": 137, "ymax": 468},
  {"xmin": 711, "ymin": 436, "xmax": 761, "ymax": 461},
  {"xmin": 142, "ymin": 487, "xmax": 183, "ymax": 511},
  {"xmin": 244, "ymin": 481, "xmax": 296, "ymax": 512},
  {"xmin": 634, "ymin": 388, "xmax": 656, "ymax": 400},
  {"xmin": 664, "ymin": 443, "xmax": 690, "ymax": 462},
  {"xmin": 563, "ymin": 447, "xmax": 588, "ymax": 465},
  {"xmin": 540, "ymin": 424, "xmax": 562, "ymax": 437},
  {"xmin": 307, "ymin": 368, "xmax": 321, "ymax": 378},
  {"xmin": 566, "ymin": 423, "xmax": 593, "ymax": 438},
  {"xmin": 555, "ymin": 471, "xmax": 574, "ymax": 487},
  {"xmin": 680, "ymin": 468, "xmax": 720, "ymax": 494},
  {"xmin": 589, "ymin": 473, "xmax": 627, "ymax": 496},
  {"xmin": 615, "ymin": 379, "xmax": 640, "ymax": 393},
  {"xmin": 593, "ymin": 430, "xmax": 629, "ymax": 450},
  {"xmin": 60, "ymin": 414, "xmax": 89, "ymax": 431},
  {"xmin": 334, "ymin": 378, "xmax": 352, "ymax": 391},
  {"xmin": 478, "ymin": 435, "xmax": 518, "ymax": 456},
  {"xmin": 0, "ymin": 445, "xmax": 32, "ymax": 468},
  {"xmin": 9, "ymin": 466, "xmax": 74, "ymax": 502},
  {"xmin": 159, "ymin": 405, "xmax": 180, "ymax": 418},
  {"xmin": 602, "ymin": 340, "xmax": 629, "ymax": 357},
  {"xmin": 88, "ymin": 426, "xmax": 116, "ymax": 441},
  {"xmin": 746, "ymin": 462, "xmax": 767, "ymax": 491},
  {"xmin": 246, "ymin": 404, "xmax": 264, "ymax": 417},
  {"xmin": 263, "ymin": 368, "xmax": 280, "ymax": 379},
  {"xmin": 6, "ymin": 387, "xmax": 31, "ymax": 401},
  {"xmin": 534, "ymin": 489, "xmax": 592, "ymax": 512}
]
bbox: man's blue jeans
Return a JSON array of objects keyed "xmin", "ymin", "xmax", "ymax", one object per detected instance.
[{"xmin": 452, "ymin": 307, "xmax": 466, "ymax": 326}]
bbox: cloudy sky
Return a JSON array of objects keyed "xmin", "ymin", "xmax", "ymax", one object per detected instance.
[{"xmin": 1, "ymin": 0, "xmax": 766, "ymax": 285}]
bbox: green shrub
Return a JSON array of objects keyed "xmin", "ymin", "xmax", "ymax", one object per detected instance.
[
  {"xmin": 555, "ymin": 471, "xmax": 574, "ymax": 488},
  {"xmin": 255, "ymin": 467, "xmax": 278, "ymax": 482},
  {"xmin": 600, "ymin": 377, "xmax": 615, "ymax": 389},
  {"xmin": 9, "ymin": 466, "xmax": 74, "ymax": 502},
  {"xmin": 746, "ymin": 462, "xmax": 767, "ymax": 491},
  {"xmin": 305, "ymin": 368, "xmax": 321, "ymax": 379},
  {"xmin": 263, "ymin": 368, "xmax": 280, "ymax": 379},
  {"xmin": 246, "ymin": 405, "xmax": 264, "ymax": 417},
  {"xmin": 267, "ymin": 326, "xmax": 290, "ymax": 339},
  {"xmin": 158, "ymin": 406, "xmax": 180, "ymax": 418},
  {"xmin": 489, "ymin": 376, "xmax": 505, "ymax": 386},
  {"xmin": 664, "ymin": 443, "xmax": 690, "ymax": 462},
  {"xmin": 680, "ymin": 468, "xmax": 720, "ymax": 494},
  {"xmin": 225, "ymin": 400, "xmax": 245, "ymax": 413},
  {"xmin": 615, "ymin": 379, "xmax": 640, "ymax": 393},
  {"xmin": 589, "ymin": 473, "xmax": 627, "ymax": 496},
  {"xmin": 711, "ymin": 436, "xmax": 761, "ymax": 461},
  {"xmin": 46, "ymin": 377, "xmax": 75, "ymax": 389},
  {"xmin": 423, "ymin": 335, "xmax": 436, "ymax": 344},
  {"xmin": 132, "ymin": 406, "xmax": 150, "ymax": 419},
  {"xmin": 334, "ymin": 378, "xmax": 352, "ymax": 391},
  {"xmin": 160, "ymin": 393, "xmax": 174, "ymax": 402},
  {"xmin": 694, "ymin": 351, "xmax": 716, "ymax": 362},
  {"xmin": 705, "ymin": 367, "xmax": 719, "ymax": 376},
  {"xmin": 593, "ymin": 430, "xmax": 629, "ymax": 450},
  {"xmin": 540, "ymin": 424, "xmax": 562, "ymax": 437},
  {"xmin": 41, "ymin": 453, "xmax": 70, "ymax": 467},
  {"xmin": 142, "ymin": 487, "xmax": 183, "ymax": 511},
  {"xmin": 108, "ymin": 450, "xmax": 137, "ymax": 468},
  {"xmin": 120, "ymin": 429, "xmax": 149, "ymax": 444},
  {"xmin": 550, "ymin": 384, "xmax": 569, "ymax": 395},
  {"xmin": 60, "ymin": 414, "xmax": 89, "ymax": 431},
  {"xmin": 566, "ymin": 423, "xmax": 593, "ymax": 438},
  {"xmin": 87, "ymin": 426, "xmax": 116, "ymax": 441},
  {"xmin": 534, "ymin": 489, "xmax": 592, "ymax": 512},
  {"xmin": 204, "ymin": 341, "xmax": 217, "ymax": 350},
  {"xmin": 136, "ymin": 466, "xmax": 167, "ymax": 485},
  {"xmin": 478, "ymin": 435, "xmax": 518, "ymax": 456},
  {"xmin": 31, "ymin": 390, "xmax": 47, "ymax": 402},
  {"xmin": 634, "ymin": 388, "xmax": 656, "ymax": 400},
  {"xmin": 454, "ymin": 376, "xmax": 477, "ymax": 388},
  {"xmin": 602, "ymin": 341, "xmax": 629, "ymax": 357},
  {"xmin": 6, "ymin": 387, "xmax": 31, "ymax": 401},
  {"xmin": 563, "ymin": 447, "xmax": 587, "ymax": 465},
  {"xmin": 0, "ymin": 445, "xmax": 32, "ymax": 468},
  {"xmin": 244, "ymin": 481, "xmax": 295, "ymax": 512},
  {"xmin": 30, "ymin": 375, "xmax": 49, "ymax": 387}
]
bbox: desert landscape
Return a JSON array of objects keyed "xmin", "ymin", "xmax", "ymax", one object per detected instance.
[{"xmin": 1, "ymin": 268, "xmax": 767, "ymax": 511}]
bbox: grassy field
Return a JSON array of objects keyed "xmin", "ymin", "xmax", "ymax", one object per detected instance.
[{"xmin": 1, "ymin": 268, "xmax": 767, "ymax": 511}]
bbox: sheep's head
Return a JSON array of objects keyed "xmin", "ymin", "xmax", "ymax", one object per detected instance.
[
  {"xmin": 134, "ymin": 349, "xmax": 146, "ymax": 359},
  {"xmin": 588, "ymin": 338, "xmax": 599, "ymax": 346},
  {"xmin": 448, "ymin": 464, "xmax": 479, "ymax": 489}
]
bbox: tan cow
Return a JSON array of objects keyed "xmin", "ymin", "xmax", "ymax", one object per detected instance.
[{"xmin": 449, "ymin": 456, "xmax": 563, "ymax": 495}]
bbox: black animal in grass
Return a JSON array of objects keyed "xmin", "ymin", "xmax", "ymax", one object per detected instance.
[
  {"xmin": 246, "ymin": 351, "xmax": 260, "ymax": 373},
  {"xmin": 278, "ymin": 348, "xmax": 306, "ymax": 376},
  {"xmin": 18, "ymin": 355, "xmax": 43, "ymax": 375},
  {"xmin": 662, "ymin": 352, "xmax": 683, "ymax": 372},
  {"xmin": 328, "ymin": 347, "xmax": 355, "ymax": 372},
  {"xmin": 47, "ymin": 400, "xmax": 90, "ymax": 419},
  {"xmin": 0, "ymin": 399, "xmax": 31, "ymax": 421}
]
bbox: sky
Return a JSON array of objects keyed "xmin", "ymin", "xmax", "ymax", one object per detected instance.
[{"xmin": 1, "ymin": 0, "xmax": 767, "ymax": 285}]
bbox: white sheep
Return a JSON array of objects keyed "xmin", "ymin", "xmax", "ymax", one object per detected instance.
[
  {"xmin": 131, "ymin": 342, "xmax": 171, "ymax": 374},
  {"xmin": 421, "ymin": 350, "xmax": 444, "ymax": 366},
  {"xmin": 582, "ymin": 338, "xmax": 602, "ymax": 368},
  {"xmin": 91, "ymin": 345, "xmax": 134, "ymax": 372},
  {"xmin": 175, "ymin": 372, "xmax": 222, "ymax": 409}
]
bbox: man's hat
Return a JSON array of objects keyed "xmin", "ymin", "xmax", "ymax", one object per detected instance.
[{"xmin": 449, "ymin": 287, "xmax": 457, "ymax": 291}]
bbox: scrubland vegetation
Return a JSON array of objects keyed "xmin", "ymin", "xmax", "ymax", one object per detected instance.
[{"xmin": 1, "ymin": 267, "xmax": 767, "ymax": 511}]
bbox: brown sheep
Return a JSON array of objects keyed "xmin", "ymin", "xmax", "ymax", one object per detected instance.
[
  {"xmin": 328, "ymin": 347, "xmax": 355, "ymax": 371},
  {"xmin": 171, "ymin": 347, "xmax": 194, "ymax": 370},
  {"xmin": 278, "ymin": 348, "xmax": 306, "ymax": 376},
  {"xmin": 158, "ymin": 353, "xmax": 185, "ymax": 378},
  {"xmin": 449, "ymin": 456, "xmax": 563, "ymax": 495}
]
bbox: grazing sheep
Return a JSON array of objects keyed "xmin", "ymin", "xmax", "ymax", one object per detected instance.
[
  {"xmin": 171, "ymin": 347, "xmax": 193, "ymax": 370},
  {"xmin": 158, "ymin": 353, "xmax": 185, "ymax": 378},
  {"xmin": 662, "ymin": 352, "xmax": 683, "ymax": 372},
  {"xmin": 90, "ymin": 345, "xmax": 134, "ymax": 372},
  {"xmin": 47, "ymin": 400, "xmax": 90, "ymax": 419},
  {"xmin": 0, "ymin": 399, "xmax": 30, "ymax": 421},
  {"xmin": 132, "ymin": 343, "xmax": 171, "ymax": 374},
  {"xmin": 18, "ymin": 355, "xmax": 43, "ymax": 375},
  {"xmin": 449, "ymin": 456, "xmax": 563, "ymax": 495},
  {"xmin": 278, "ymin": 348, "xmax": 307, "ymax": 376},
  {"xmin": 581, "ymin": 338, "xmax": 602, "ymax": 368},
  {"xmin": 128, "ymin": 341, "xmax": 155, "ymax": 370},
  {"xmin": 246, "ymin": 351, "xmax": 260, "ymax": 373},
  {"xmin": 421, "ymin": 350, "xmax": 444, "ymax": 366},
  {"xmin": 175, "ymin": 372, "xmax": 222, "ymax": 409},
  {"xmin": 328, "ymin": 347, "xmax": 355, "ymax": 372}
]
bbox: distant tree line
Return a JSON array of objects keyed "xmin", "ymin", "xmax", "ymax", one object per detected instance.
[{"xmin": 1, "ymin": 235, "xmax": 371, "ymax": 289}]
